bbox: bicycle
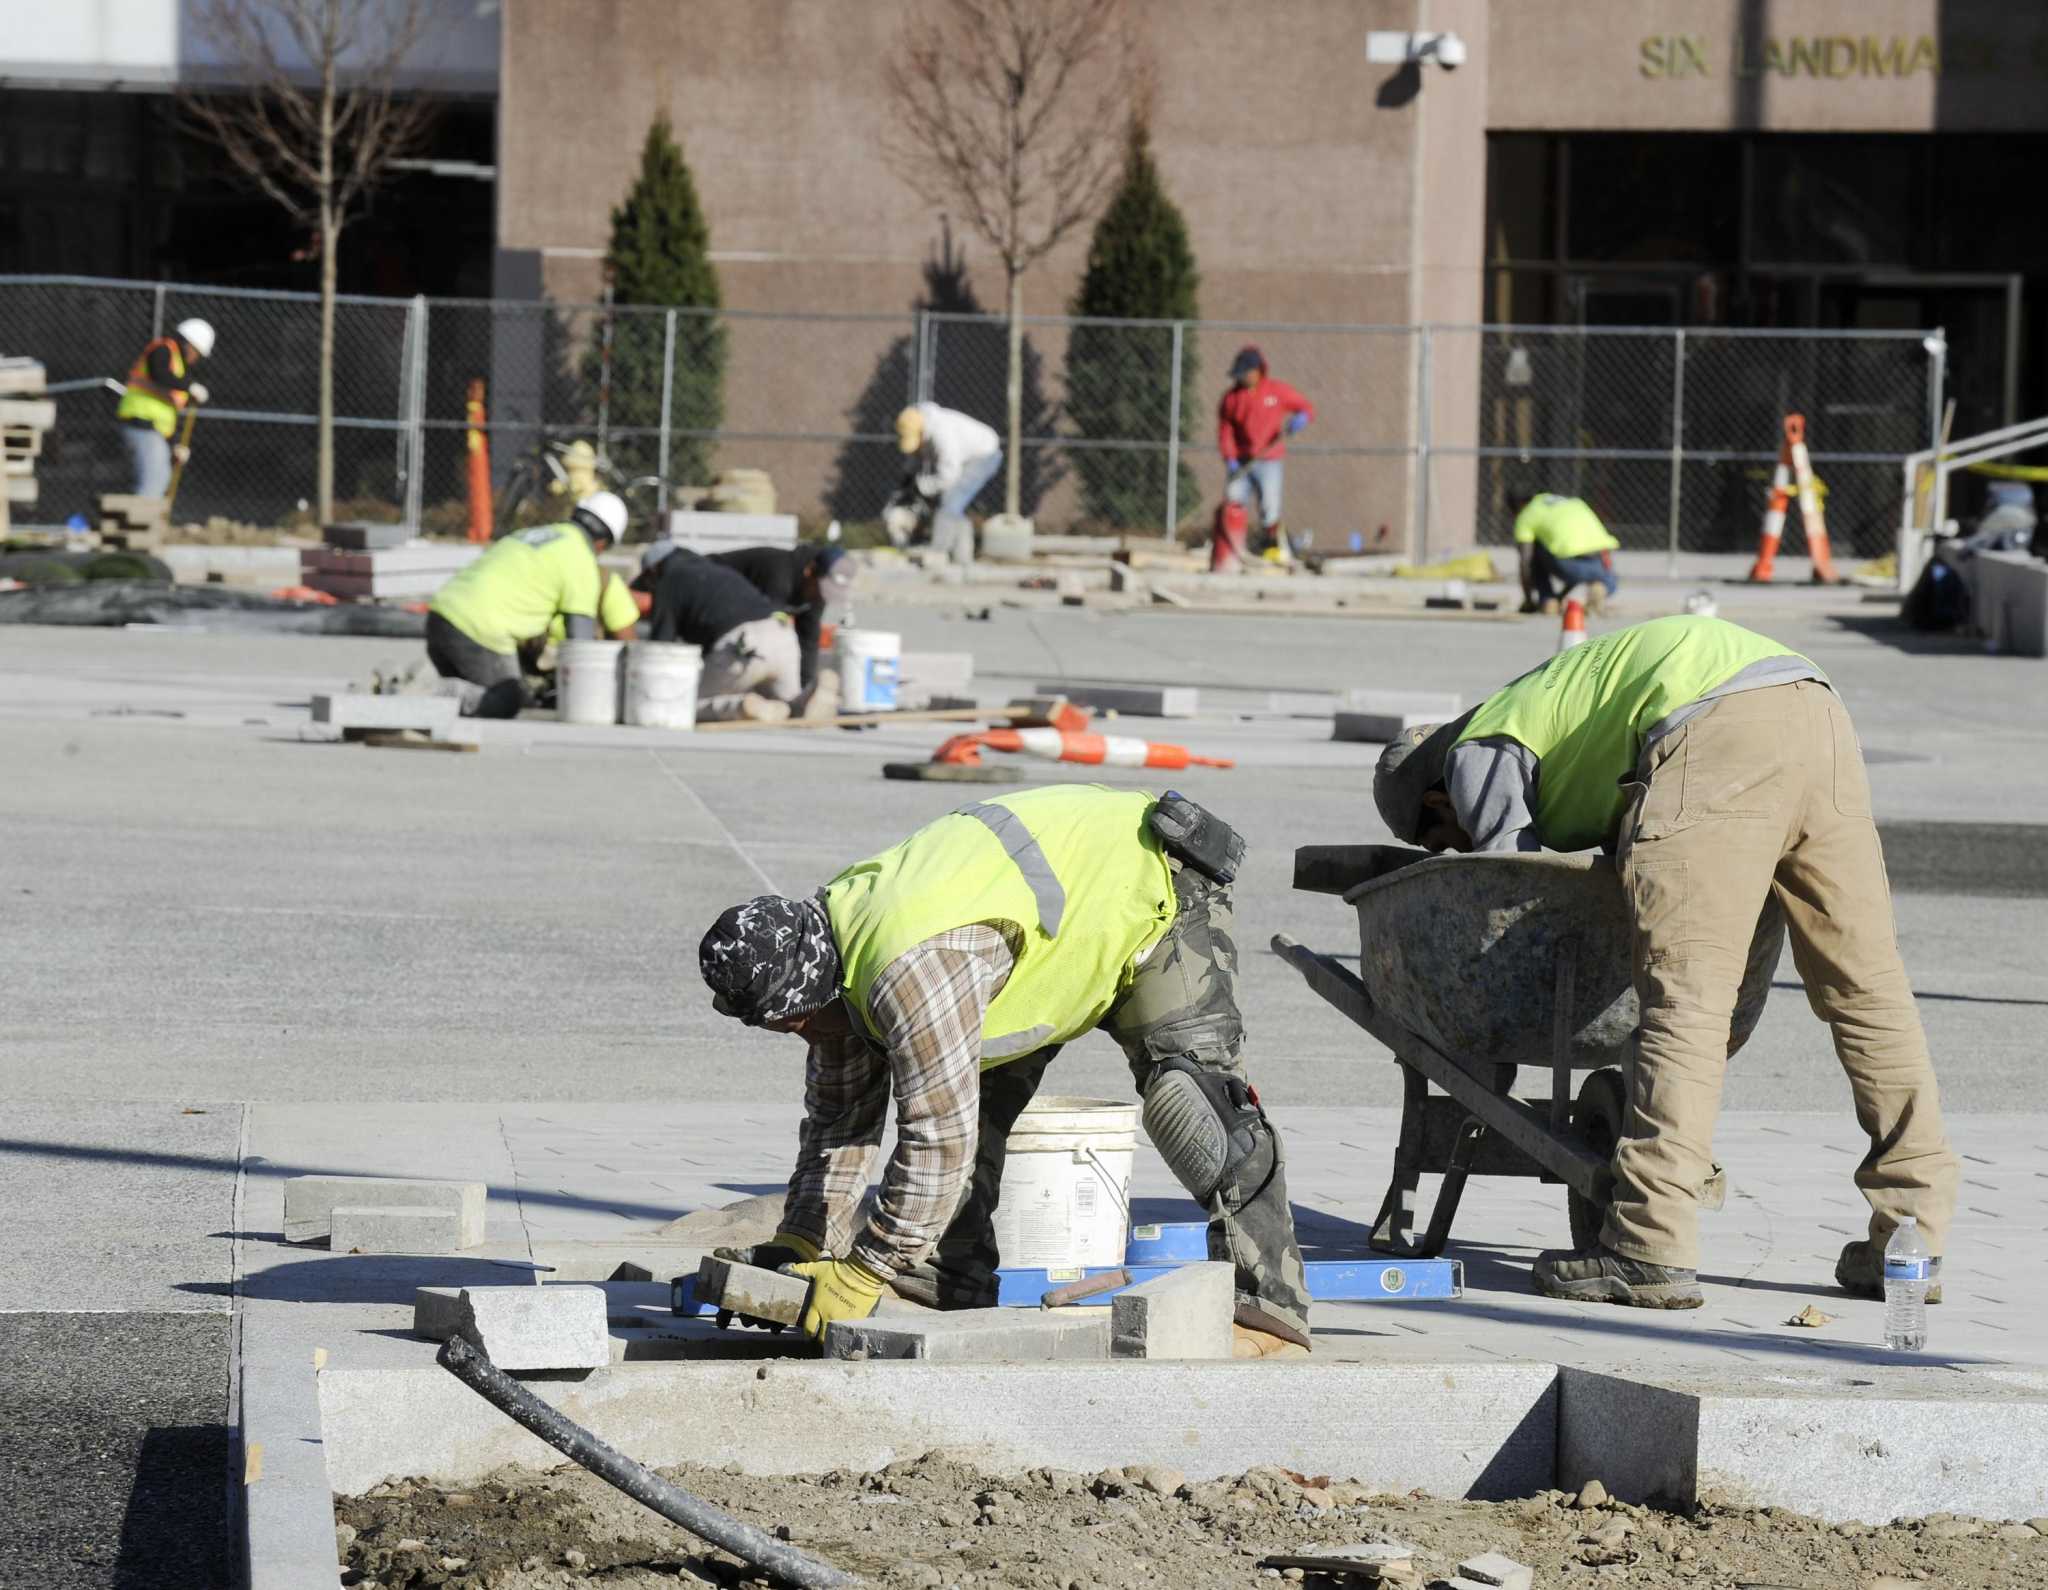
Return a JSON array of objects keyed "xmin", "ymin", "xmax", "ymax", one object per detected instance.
[{"xmin": 494, "ymin": 432, "xmax": 663, "ymax": 538}]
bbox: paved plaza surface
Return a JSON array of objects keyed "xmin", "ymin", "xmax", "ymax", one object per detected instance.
[{"xmin": 3, "ymin": 579, "xmax": 2045, "ymax": 1584}]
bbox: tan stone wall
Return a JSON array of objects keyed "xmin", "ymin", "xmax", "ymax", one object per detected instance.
[{"xmin": 498, "ymin": 0, "xmax": 1435, "ymax": 540}]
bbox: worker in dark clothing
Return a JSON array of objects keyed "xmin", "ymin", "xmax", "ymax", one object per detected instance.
[
  {"xmin": 633, "ymin": 541, "xmax": 805, "ymax": 721},
  {"xmin": 708, "ymin": 543, "xmax": 855, "ymax": 693}
]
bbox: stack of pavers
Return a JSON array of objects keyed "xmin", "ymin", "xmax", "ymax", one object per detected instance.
[
  {"xmin": 0, "ymin": 357, "xmax": 54, "ymax": 538},
  {"xmin": 300, "ymin": 520, "xmax": 478, "ymax": 601}
]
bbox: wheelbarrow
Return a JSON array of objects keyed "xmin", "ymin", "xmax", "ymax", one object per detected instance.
[{"xmin": 1273, "ymin": 844, "xmax": 1783, "ymax": 1258}]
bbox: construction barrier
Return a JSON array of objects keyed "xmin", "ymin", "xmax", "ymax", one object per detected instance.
[
  {"xmin": 464, "ymin": 378, "xmax": 492, "ymax": 543},
  {"xmin": 934, "ymin": 728, "xmax": 1234, "ymax": 771},
  {"xmin": 1749, "ymin": 413, "xmax": 1839, "ymax": 584}
]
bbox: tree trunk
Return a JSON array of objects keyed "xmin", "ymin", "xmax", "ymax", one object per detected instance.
[
  {"xmin": 316, "ymin": 8, "xmax": 337, "ymax": 522},
  {"xmin": 1004, "ymin": 270, "xmax": 1023, "ymax": 519},
  {"xmin": 318, "ymin": 206, "xmax": 337, "ymax": 523}
]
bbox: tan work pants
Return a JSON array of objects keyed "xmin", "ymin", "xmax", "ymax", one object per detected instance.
[
  {"xmin": 698, "ymin": 616, "xmax": 802, "ymax": 721},
  {"xmin": 1602, "ymin": 680, "xmax": 1959, "ymax": 1270}
]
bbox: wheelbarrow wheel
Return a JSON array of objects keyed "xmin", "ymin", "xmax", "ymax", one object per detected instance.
[{"xmin": 1567, "ymin": 1067, "xmax": 1628, "ymax": 1252}]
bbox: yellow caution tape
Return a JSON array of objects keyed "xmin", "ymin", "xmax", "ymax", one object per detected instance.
[{"xmin": 1965, "ymin": 461, "xmax": 2048, "ymax": 481}]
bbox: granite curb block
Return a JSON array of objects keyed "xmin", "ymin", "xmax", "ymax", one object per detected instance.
[
  {"xmin": 282, "ymin": 1176, "xmax": 486, "ymax": 1246},
  {"xmin": 247, "ymin": 1352, "xmax": 2048, "ymax": 1585},
  {"xmin": 241, "ymin": 1352, "xmax": 345, "ymax": 1590},
  {"xmin": 316, "ymin": 1358, "xmax": 1558, "ymax": 1496},
  {"xmin": 823, "ymin": 1305, "xmax": 1113, "ymax": 1362},
  {"xmin": 1556, "ymin": 1364, "xmax": 2048, "ymax": 1523},
  {"xmin": 331, "ymin": 1204, "xmax": 466, "ymax": 1255},
  {"xmin": 1110, "ymin": 1261, "xmax": 1234, "ymax": 1359}
]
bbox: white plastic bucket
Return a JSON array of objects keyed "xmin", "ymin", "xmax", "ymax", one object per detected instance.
[
  {"xmin": 558, "ymin": 638, "xmax": 624, "ymax": 725},
  {"xmin": 838, "ymin": 628, "xmax": 901, "ymax": 711},
  {"xmin": 624, "ymin": 642, "xmax": 701, "ymax": 730},
  {"xmin": 991, "ymin": 1095, "xmax": 1136, "ymax": 1269}
]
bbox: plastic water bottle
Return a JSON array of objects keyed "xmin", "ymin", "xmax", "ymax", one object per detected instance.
[{"xmin": 1883, "ymin": 1217, "xmax": 1931, "ymax": 1352}]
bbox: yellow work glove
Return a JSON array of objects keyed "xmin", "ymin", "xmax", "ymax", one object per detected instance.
[{"xmin": 788, "ymin": 1256, "xmax": 888, "ymax": 1342}]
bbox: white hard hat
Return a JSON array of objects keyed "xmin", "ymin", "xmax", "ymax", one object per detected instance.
[
  {"xmin": 176, "ymin": 319, "xmax": 216, "ymax": 358},
  {"xmin": 574, "ymin": 490, "xmax": 628, "ymax": 543}
]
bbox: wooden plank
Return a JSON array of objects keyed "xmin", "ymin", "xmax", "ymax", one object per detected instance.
[
  {"xmin": 694, "ymin": 704, "xmax": 1002, "ymax": 734},
  {"xmin": 0, "ymin": 398, "xmax": 56, "ymax": 429}
]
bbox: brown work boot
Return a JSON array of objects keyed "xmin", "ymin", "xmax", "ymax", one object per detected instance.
[
  {"xmin": 1232, "ymin": 1324, "xmax": 1311, "ymax": 1359},
  {"xmin": 739, "ymin": 693, "xmax": 791, "ymax": 723},
  {"xmin": 1532, "ymin": 1245, "xmax": 1703, "ymax": 1309},
  {"xmin": 1835, "ymin": 1240, "xmax": 1944, "ymax": 1304},
  {"xmin": 1584, "ymin": 582, "xmax": 1608, "ymax": 615}
]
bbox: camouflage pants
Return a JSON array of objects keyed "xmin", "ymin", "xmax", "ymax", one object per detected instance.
[{"xmin": 894, "ymin": 868, "xmax": 1312, "ymax": 1344}]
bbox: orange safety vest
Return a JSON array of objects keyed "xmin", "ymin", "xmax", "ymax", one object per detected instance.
[{"xmin": 116, "ymin": 338, "xmax": 189, "ymax": 437}]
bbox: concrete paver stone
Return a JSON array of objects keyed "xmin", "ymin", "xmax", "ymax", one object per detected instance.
[
  {"xmin": 1455, "ymin": 1550, "xmax": 1535, "ymax": 1590},
  {"xmin": 1033, "ymin": 681, "xmax": 1198, "ymax": 718},
  {"xmin": 695, "ymin": 1255, "xmax": 809, "ymax": 1328},
  {"xmin": 331, "ymin": 1205, "xmax": 467, "ymax": 1255},
  {"xmin": 1110, "ymin": 1261, "xmax": 1233, "ymax": 1359},
  {"xmin": 283, "ymin": 1176, "xmax": 486, "ymax": 1245},
  {"xmin": 824, "ymin": 1305, "xmax": 1111, "ymax": 1362},
  {"xmin": 309, "ymin": 693, "xmax": 460, "ymax": 735},
  {"xmin": 450, "ymin": 1285, "xmax": 609, "ymax": 1371}
]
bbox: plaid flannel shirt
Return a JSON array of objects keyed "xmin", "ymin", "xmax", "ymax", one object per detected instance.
[{"xmin": 778, "ymin": 922, "xmax": 1018, "ymax": 1277}]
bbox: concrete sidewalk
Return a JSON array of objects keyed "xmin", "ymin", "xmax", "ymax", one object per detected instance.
[{"xmin": 233, "ymin": 1100, "xmax": 2040, "ymax": 1376}]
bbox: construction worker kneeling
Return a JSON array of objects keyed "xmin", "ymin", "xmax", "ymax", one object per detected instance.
[
  {"xmin": 699, "ymin": 784, "xmax": 1313, "ymax": 1358},
  {"xmin": 426, "ymin": 491, "xmax": 634, "ymax": 718}
]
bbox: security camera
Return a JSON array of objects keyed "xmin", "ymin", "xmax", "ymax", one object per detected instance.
[{"xmin": 1366, "ymin": 29, "xmax": 1468, "ymax": 69}]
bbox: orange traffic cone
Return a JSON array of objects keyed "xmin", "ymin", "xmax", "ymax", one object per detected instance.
[
  {"xmin": 934, "ymin": 728, "xmax": 1234, "ymax": 771},
  {"xmin": 1557, "ymin": 597, "xmax": 1587, "ymax": 652}
]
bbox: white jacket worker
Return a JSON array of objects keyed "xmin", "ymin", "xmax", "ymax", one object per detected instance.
[{"xmin": 888, "ymin": 403, "xmax": 1001, "ymax": 559}]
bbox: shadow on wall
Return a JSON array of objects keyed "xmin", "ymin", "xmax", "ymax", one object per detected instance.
[{"xmin": 825, "ymin": 226, "xmax": 1063, "ymax": 524}]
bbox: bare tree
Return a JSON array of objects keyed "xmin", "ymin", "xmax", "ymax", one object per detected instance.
[
  {"xmin": 884, "ymin": 0, "xmax": 1144, "ymax": 519},
  {"xmin": 182, "ymin": 0, "xmax": 442, "ymax": 522}
]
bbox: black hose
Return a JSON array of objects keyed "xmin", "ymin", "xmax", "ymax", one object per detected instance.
[{"xmin": 434, "ymin": 1335, "xmax": 855, "ymax": 1589}]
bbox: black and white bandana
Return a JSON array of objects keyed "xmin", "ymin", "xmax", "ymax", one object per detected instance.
[{"xmin": 699, "ymin": 895, "xmax": 841, "ymax": 1026}]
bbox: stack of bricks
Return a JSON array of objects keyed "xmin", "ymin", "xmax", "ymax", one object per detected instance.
[
  {"xmin": 94, "ymin": 493, "xmax": 169, "ymax": 552},
  {"xmin": 0, "ymin": 358, "xmax": 53, "ymax": 538}
]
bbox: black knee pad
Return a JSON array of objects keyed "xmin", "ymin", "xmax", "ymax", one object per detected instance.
[{"xmin": 1141, "ymin": 1056, "xmax": 1267, "ymax": 1205}]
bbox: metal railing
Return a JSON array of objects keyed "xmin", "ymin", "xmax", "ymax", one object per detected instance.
[
  {"xmin": 1896, "ymin": 413, "xmax": 2048, "ymax": 591},
  {"xmin": 0, "ymin": 273, "xmax": 1943, "ymax": 561}
]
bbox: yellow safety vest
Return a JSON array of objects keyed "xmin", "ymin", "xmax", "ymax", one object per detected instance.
[
  {"xmin": 825, "ymin": 785, "xmax": 1176, "ymax": 1066},
  {"xmin": 1457, "ymin": 615, "xmax": 1815, "ymax": 851},
  {"xmin": 116, "ymin": 338, "xmax": 188, "ymax": 438}
]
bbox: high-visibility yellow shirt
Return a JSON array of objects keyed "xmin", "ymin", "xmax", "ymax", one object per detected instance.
[
  {"xmin": 1456, "ymin": 616, "xmax": 1815, "ymax": 852},
  {"xmin": 548, "ymin": 570, "xmax": 640, "ymax": 643},
  {"xmin": 115, "ymin": 338, "xmax": 187, "ymax": 438},
  {"xmin": 429, "ymin": 525, "xmax": 604, "ymax": 656},
  {"xmin": 825, "ymin": 785, "xmax": 1176, "ymax": 1067},
  {"xmin": 1513, "ymin": 494, "xmax": 1619, "ymax": 559}
]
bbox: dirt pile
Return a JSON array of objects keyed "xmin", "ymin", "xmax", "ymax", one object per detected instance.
[{"xmin": 336, "ymin": 1451, "xmax": 2048, "ymax": 1590}]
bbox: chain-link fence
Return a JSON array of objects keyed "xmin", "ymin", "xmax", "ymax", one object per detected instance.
[
  {"xmin": 1425, "ymin": 325, "xmax": 1941, "ymax": 560},
  {"xmin": 0, "ymin": 273, "xmax": 1940, "ymax": 559}
]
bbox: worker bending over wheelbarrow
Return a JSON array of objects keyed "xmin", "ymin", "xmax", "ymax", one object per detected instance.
[
  {"xmin": 1372, "ymin": 615, "xmax": 1958, "ymax": 1309},
  {"xmin": 698, "ymin": 784, "xmax": 1313, "ymax": 1358}
]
